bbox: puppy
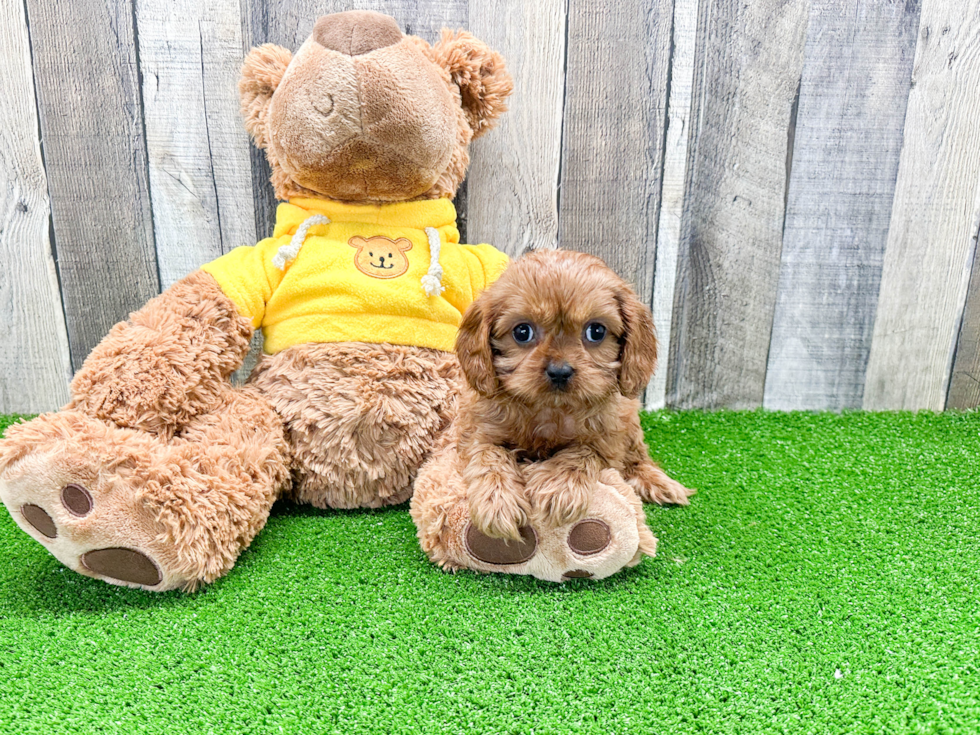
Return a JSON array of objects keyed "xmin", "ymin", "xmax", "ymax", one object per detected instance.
[{"xmin": 455, "ymin": 249, "xmax": 693, "ymax": 541}]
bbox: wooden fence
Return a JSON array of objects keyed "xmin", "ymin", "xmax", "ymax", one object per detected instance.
[{"xmin": 1, "ymin": 0, "xmax": 979, "ymax": 414}]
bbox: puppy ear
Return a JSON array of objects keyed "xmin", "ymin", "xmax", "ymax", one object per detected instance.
[
  {"xmin": 349, "ymin": 236, "xmax": 367, "ymax": 250},
  {"xmin": 456, "ymin": 297, "xmax": 498, "ymax": 396},
  {"xmin": 431, "ymin": 30, "xmax": 513, "ymax": 139},
  {"xmin": 616, "ymin": 289, "xmax": 658, "ymax": 399},
  {"xmin": 395, "ymin": 237, "xmax": 413, "ymax": 253},
  {"xmin": 239, "ymin": 43, "xmax": 292, "ymax": 149}
]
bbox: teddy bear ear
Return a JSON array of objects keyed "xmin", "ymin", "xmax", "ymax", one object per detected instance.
[
  {"xmin": 431, "ymin": 30, "xmax": 513, "ymax": 139},
  {"xmin": 238, "ymin": 43, "xmax": 293, "ymax": 149}
]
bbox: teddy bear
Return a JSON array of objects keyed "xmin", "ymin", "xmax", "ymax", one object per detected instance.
[{"xmin": 0, "ymin": 10, "xmax": 516, "ymax": 591}]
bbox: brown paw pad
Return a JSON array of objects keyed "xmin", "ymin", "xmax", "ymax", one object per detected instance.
[
  {"xmin": 21, "ymin": 504, "xmax": 57, "ymax": 539},
  {"xmin": 61, "ymin": 484, "xmax": 93, "ymax": 517},
  {"xmin": 81, "ymin": 548, "xmax": 162, "ymax": 587},
  {"xmin": 568, "ymin": 519, "xmax": 611, "ymax": 556},
  {"xmin": 465, "ymin": 524, "xmax": 537, "ymax": 565},
  {"xmin": 563, "ymin": 569, "xmax": 594, "ymax": 579}
]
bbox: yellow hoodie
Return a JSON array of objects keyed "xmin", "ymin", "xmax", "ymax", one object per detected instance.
[{"xmin": 201, "ymin": 197, "xmax": 509, "ymax": 354}]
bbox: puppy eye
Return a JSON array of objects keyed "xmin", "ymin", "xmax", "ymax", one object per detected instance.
[
  {"xmin": 584, "ymin": 322, "xmax": 607, "ymax": 344},
  {"xmin": 388, "ymin": 253, "xmax": 393, "ymax": 258},
  {"xmin": 512, "ymin": 323, "xmax": 535, "ymax": 345},
  {"xmin": 368, "ymin": 252, "xmax": 373, "ymax": 257}
]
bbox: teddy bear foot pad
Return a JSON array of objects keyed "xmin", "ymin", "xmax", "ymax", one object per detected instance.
[
  {"xmin": 464, "ymin": 519, "xmax": 618, "ymax": 580},
  {"xmin": 18, "ymin": 487, "xmax": 163, "ymax": 587},
  {"xmin": 3, "ymin": 454, "xmax": 174, "ymax": 590},
  {"xmin": 437, "ymin": 476, "xmax": 652, "ymax": 582},
  {"xmin": 0, "ymin": 413, "xmax": 205, "ymax": 592}
]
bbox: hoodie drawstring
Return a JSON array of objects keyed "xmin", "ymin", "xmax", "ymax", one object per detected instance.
[
  {"xmin": 272, "ymin": 214, "xmax": 330, "ymax": 270},
  {"xmin": 421, "ymin": 227, "xmax": 445, "ymax": 297}
]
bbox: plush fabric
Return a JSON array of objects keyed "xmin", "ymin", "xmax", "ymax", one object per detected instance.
[{"xmin": 201, "ymin": 198, "xmax": 508, "ymax": 354}]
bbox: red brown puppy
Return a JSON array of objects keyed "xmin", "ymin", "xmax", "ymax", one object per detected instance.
[{"xmin": 455, "ymin": 249, "xmax": 693, "ymax": 541}]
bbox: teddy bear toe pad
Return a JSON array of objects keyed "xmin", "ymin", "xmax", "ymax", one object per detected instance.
[{"xmin": 21, "ymin": 503, "xmax": 57, "ymax": 538}]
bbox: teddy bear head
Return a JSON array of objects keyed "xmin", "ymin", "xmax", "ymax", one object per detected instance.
[{"xmin": 239, "ymin": 10, "xmax": 513, "ymax": 204}]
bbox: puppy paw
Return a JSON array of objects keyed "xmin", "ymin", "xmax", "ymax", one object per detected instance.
[
  {"xmin": 525, "ymin": 465, "xmax": 593, "ymax": 528},
  {"xmin": 628, "ymin": 461, "xmax": 695, "ymax": 505},
  {"xmin": 467, "ymin": 473, "xmax": 531, "ymax": 541}
]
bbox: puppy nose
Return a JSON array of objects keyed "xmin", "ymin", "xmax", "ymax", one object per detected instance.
[
  {"xmin": 546, "ymin": 362, "xmax": 575, "ymax": 389},
  {"xmin": 313, "ymin": 11, "xmax": 402, "ymax": 56}
]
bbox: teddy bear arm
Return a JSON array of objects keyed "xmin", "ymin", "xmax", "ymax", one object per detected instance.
[{"xmin": 67, "ymin": 271, "xmax": 254, "ymax": 438}]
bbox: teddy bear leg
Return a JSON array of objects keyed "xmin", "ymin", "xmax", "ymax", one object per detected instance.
[
  {"xmin": 0, "ymin": 387, "xmax": 289, "ymax": 591},
  {"xmin": 411, "ymin": 448, "xmax": 656, "ymax": 582},
  {"xmin": 249, "ymin": 343, "xmax": 459, "ymax": 510}
]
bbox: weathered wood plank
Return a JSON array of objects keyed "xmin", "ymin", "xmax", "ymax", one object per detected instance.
[
  {"xmin": 0, "ymin": 0, "xmax": 72, "ymax": 412},
  {"xmin": 558, "ymin": 0, "xmax": 673, "ymax": 312},
  {"xmin": 763, "ymin": 0, "xmax": 921, "ymax": 411},
  {"xmin": 947, "ymin": 216, "xmax": 980, "ymax": 409},
  {"xmin": 244, "ymin": 0, "xmax": 469, "ymax": 238},
  {"xmin": 665, "ymin": 0, "xmax": 809, "ymax": 409},
  {"xmin": 136, "ymin": 0, "xmax": 257, "ymax": 288},
  {"xmin": 864, "ymin": 2, "xmax": 980, "ymax": 410},
  {"xmin": 467, "ymin": 0, "xmax": 566, "ymax": 256},
  {"xmin": 26, "ymin": 0, "xmax": 159, "ymax": 368},
  {"xmin": 647, "ymin": 0, "xmax": 698, "ymax": 410}
]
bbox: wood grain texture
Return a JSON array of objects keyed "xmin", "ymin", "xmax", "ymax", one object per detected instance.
[
  {"xmin": 647, "ymin": 0, "xmax": 697, "ymax": 410},
  {"xmin": 244, "ymin": 0, "xmax": 468, "ymax": 236},
  {"xmin": 864, "ymin": 2, "xmax": 980, "ymax": 410},
  {"xmin": 466, "ymin": 0, "xmax": 567, "ymax": 256},
  {"xmin": 558, "ymin": 0, "xmax": 673, "ymax": 308},
  {"xmin": 136, "ymin": 0, "xmax": 257, "ymax": 288},
  {"xmin": 665, "ymin": 0, "xmax": 808, "ymax": 409},
  {"xmin": 0, "ymin": 0, "xmax": 72, "ymax": 412},
  {"xmin": 947, "ymin": 216, "xmax": 980, "ymax": 409},
  {"xmin": 763, "ymin": 0, "xmax": 921, "ymax": 411},
  {"xmin": 26, "ymin": 0, "xmax": 159, "ymax": 368}
]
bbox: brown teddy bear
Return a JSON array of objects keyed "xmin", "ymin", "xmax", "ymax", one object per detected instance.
[{"xmin": 0, "ymin": 11, "xmax": 516, "ymax": 591}]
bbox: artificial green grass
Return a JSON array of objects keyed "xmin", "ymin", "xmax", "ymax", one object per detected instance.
[{"xmin": 0, "ymin": 411, "xmax": 978, "ymax": 734}]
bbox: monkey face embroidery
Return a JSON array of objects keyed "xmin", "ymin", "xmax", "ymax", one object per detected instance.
[{"xmin": 349, "ymin": 236, "xmax": 413, "ymax": 279}]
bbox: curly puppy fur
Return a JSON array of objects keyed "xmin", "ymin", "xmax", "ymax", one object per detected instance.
[{"xmin": 455, "ymin": 250, "xmax": 694, "ymax": 541}]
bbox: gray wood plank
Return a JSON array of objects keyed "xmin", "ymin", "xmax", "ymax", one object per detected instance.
[
  {"xmin": 864, "ymin": 1, "xmax": 980, "ymax": 410},
  {"xmin": 763, "ymin": 0, "xmax": 921, "ymax": 411},
  {"xmin": 26, "ymin": 0, "xmax": 159, "ymax": 368},
  {"xmin": 0, "ymin": 0, "xmax": 72, "ymax": 412},
  {"xmin": 244, "ymin": 0, "xmax": 469, "ymax": 238},
  {"xmin": 947, "ymin": 221, "xmax": 980, "ymax": 409},
  {"xmin": 136, "ymin": 0, "xmax": 257, "ymax": 288},
  {"xmin": 665, "ymin": 0, "xmax": 809, "ymax": 409},
  {"xmin": 558, "ymin": 0, "xmax": 673, "ymax": 309},
  {"xmin": 467, "ymin": 0, "xmax": 566, "ymax": 255},
  {"xmin": 647, "ymin": 0, "xmax": 698, "ymax": 410}
]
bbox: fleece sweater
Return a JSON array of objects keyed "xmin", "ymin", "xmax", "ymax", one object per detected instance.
[{"xmin": 201, "ymin": 197, "xmax": 509, "ymax": 354}]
